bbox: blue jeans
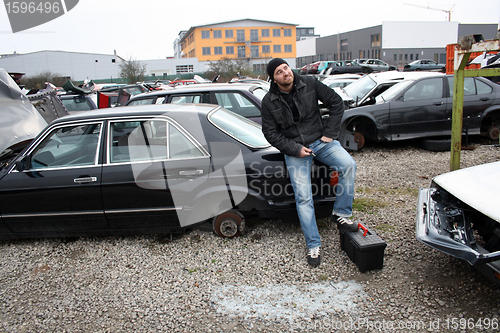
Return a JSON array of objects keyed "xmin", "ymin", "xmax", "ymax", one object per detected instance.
[{"xmin": 284, "ymin": 139, "xmax": 356, "ymax": 249}]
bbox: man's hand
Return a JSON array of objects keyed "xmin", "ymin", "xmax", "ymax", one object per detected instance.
[{"xmin": 299, "ymin": 146, "xmax": 314, "ymax": 157}]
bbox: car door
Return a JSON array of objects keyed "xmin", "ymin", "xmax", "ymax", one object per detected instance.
[
  {"xmin": 0, "ymin": 122, "xmax": 105, "ymax": 235},
  {"xmin": 101, "ymin": 117, "xmax": 211, "ymax": 231},
  {"xmin": 389, "ymin": 77, "xmax": 449, "ymax": 140},
  {"xmin": 447, "ymin": 76, "xmax": 496, "ymax": 132}
]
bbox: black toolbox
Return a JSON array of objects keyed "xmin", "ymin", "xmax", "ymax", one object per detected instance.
[{"xmin": 339, "ymin": 223, "xmax": 387, "ymax": 272}]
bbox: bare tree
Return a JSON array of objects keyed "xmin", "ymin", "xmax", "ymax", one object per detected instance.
[
  {"xmin": 205, "ymin": 58, "xmax": 253, "ymax": 82},
  {"xmin": 119, "ymin": 58, "xmax": 147, "ymax": 84},
  {"xmin": 20, "ymin": 71, "xmax": 68, "ymax": 89}
]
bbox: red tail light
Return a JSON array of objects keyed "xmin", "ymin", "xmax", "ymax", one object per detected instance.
[{"xmin": 330, "ymin": 171, "xmax": 339, "ymax": 186}]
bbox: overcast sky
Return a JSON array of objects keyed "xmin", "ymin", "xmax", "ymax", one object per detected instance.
[{"xmin": 1, "ymin": 0, "xmax": 499, "ymax": 60}]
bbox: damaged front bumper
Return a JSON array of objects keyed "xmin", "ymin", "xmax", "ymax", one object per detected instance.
[{"xmin": 416, "ymin": 187, "xmax": 500, "ymax": 274}]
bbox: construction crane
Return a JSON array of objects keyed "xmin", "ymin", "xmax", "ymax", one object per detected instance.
[{"xmin": 404, "ymin": 3, "xmax": 455, "ymax": 21}]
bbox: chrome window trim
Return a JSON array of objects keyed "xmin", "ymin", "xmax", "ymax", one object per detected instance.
[
  {"xmin": 14, "ymin": 120, "xmax": 104, "ymax": 173},
  {"xmin": 106, "ymin": 115, "xmax": 209, "ymax": 165}
]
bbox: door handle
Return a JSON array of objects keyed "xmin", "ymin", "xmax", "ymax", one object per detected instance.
[
  {"xmin": 480, "ymin": 98, "xmax": 489, "ymax": 102},
  {"xmin": 433, "ymin": 102, "xmax": 444, "ymax": 106},
  {"xmin": 179, "ymin": 170, "xmax": 203, "ymax": 176},
  {"xmin": 74, "ymin": 176, "xmax": 97, "ymax": 184}
]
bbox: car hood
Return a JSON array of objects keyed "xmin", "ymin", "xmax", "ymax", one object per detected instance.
[
  {"xmin": 333, "ymin": 87, "xmax": 353, "ymax": 102},
  {"xmin": 433, "ymin": 161, "xmax": 500, "ymax": 223},
  {"xmin": 0, "ymin": 68, "xmax": 48, "ymax": 156}
]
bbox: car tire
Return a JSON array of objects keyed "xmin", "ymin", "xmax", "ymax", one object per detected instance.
[
  {"xmin": 212, "ymin": 209, "xmax": 245, "ymax": 238},
  {"xmin": 421, "ymin": 138, "xmax": 451, "ymax": 152}
]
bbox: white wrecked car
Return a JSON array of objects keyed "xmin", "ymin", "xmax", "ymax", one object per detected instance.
[{"xmin": 416, "ymin": 161, "xmax": 500, "ymax": 285}]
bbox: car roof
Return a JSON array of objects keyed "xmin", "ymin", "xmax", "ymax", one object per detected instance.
[
  {"xmin": 50, "ymin": 103, "xmax": 220, "ymax": 124},
  {"xmin": 127, "ymin": 82, "xmax": 264, "ymax": 101},
  {"xmin": 368, "ymin": 71, "xmax": 445, "ymax": 83}
]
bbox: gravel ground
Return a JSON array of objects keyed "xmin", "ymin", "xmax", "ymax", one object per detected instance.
[{"xmin": 1, "ymin": 138, "xmax": 500, "ymax": 332}]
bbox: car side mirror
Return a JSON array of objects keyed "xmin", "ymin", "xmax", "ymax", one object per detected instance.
[{"xmin": 15, "ymin": 156, "xmax": 30, "ymax": 171}]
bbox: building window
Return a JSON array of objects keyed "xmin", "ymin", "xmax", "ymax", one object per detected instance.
[
  {"xmin": 253, "ymin": 64, "xmax": 266, "ymax": 72},
  {"xmin": 213, "ymin": 30, "xmax": 222, "ymax": 39},
  {"xmin": 284, "ymin": 45, "xmax": 292, "ymax": 53},
  {"xmin": 176, "ymin": 65, "xmax": 194, "ymax": 73},
  {"xmin": 416, "ymin": 54, "xmax": 419, "ymax": 60},
  {"xmin": 273, "ymin": 29, "xmax": 281, "ymax": 37},
  {"xmin": 214, "ymin": 47, "xmax": 222, "ymax": 55},
  {"xmin": 202, "ymin": 30, "xmax": 210, "ymax": 39},
  {"xmin": 262, "ymin": 45, "xmax": 270, "ymax": 54},
  {"xmin": 284, "ymin": 28, "xmax": 292, "ymax": 37},
  {"xmin": 371, "ymin": 34, "xmax": 380, "ymax": 48},
  {"xmin": 410, "ymin": 54, "xmax": 413, "ymax": 61},
  {"xmin": 237, "ymin": 29, "xmax": 245, "ymax": 42},
  {"xmin": 341, "ymin": 39, "xmax": 348, "ymax": 52},
  {"xmin": 261, "ymin": 29, "xmax": 269, "ymax": 37},
  {"xmin": 111, "ymin": 59, "xmax": 116, "ymax": 63},
  {"xmin": 251, "ymin": 45, "xmax": 259, "ymax": 58},
  {"xmin": 394, "ymin": 54, "xmax": 397, "ymax": 62},
  {"xmin": 202, "ymin": 47, "xmax": 211, "ymax": 55},
  {"xmin": 226, "ymin": 46, "xmax": 234, "ymax": 55},
  {"xmin": 273, "ymin": 45, "xmax": 281, "ymax": 53},
  {"xmin": 225, "ymin": 30, "xmax": 233, "ymax": 38},
  {"xmin": 405, "ymin": 54, "xmax": 408, "ymax": 61},
  {"xmin": 250, "ymin": 29, "xmax": 258, "ymax": 42},
  {"xmin": 237, "ymin": 46, "xmax": 246, "ymax": 58}
]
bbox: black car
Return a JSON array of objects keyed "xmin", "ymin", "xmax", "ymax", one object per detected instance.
[
  {"xmin": 125, "ymin": 83, "xmax": 268, "ymax": 124},
  {"xmin": 339, "ymin": 74, "xmax": 500, "ymax": 150},
  {"xmin": 0, "ymin": 104, "xmax": 338, "ymax": 239},
  {"xmin": 325, "ymin": 60, "xmax": 372, "ymax": 75}
]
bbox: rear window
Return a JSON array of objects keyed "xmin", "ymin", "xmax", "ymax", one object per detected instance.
[{"xmin": 208, "ymin": 108, "xmax": 269, "ymax": 148}]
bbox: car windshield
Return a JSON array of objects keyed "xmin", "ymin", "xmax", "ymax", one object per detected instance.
[
  {"xmin": 208, "ymin": 108, "xmax": 270, "ymax": 148},
  {"xmin": 343, "ymin": 75, "xmax": 377, "ymax": 101}
]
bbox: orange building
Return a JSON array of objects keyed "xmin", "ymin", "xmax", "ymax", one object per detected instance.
[{"xmin": 179, "ymin": 19, "xmax": 297, "ymax": 70}]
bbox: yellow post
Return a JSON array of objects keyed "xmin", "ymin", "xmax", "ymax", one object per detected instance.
[{"xmin": 450, "ymin": 53, "xmax": 469, "ymax": 171}]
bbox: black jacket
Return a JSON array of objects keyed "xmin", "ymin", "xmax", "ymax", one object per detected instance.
[{"xmin": 261, "ymin": 74, "xmax": 345, "ymax": 157}]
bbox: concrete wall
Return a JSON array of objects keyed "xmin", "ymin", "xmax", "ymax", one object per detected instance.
[{"xmin": 0, "ymin": 51, "xmax": 121, "ymax": 81}]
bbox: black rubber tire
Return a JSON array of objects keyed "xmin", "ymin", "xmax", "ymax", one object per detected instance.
[{"xmin": 421, "ymin": 138, "xmax": 451, "ymax": 152}]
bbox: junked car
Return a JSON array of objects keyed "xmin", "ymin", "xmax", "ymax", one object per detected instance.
[
  {"xmin": 324, "ymin": 60, "xmax": 372, "ymax": 75},
  {"xmin": 416, "ymin": 161, "xmax": 500, "ymax": 285},
  {"xmin": 125, "ymin": 83, "xmax": 268, "ymax": 124},
  {"xmin": 338, "ymin": 74, "xmax": 500, "ymax": 150},
  {"xmin": 362, "ymin": 59, "xmax": 397, "ymax": 72},
  {"xmin": 403, "ymin": 59, "xmax": 446, "ymax": 72},
  {"xmin": 0, "ymin": 68, "xmax": 47, "ymax": 165},
  {"xmin": 333, "ymin": 71, "xmax": 445, "ymax": 109},
  {"xmin": 0, "ymin": 104, "xmax": 339, "ymax": 240}
]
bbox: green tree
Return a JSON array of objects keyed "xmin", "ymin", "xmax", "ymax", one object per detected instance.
[{"xmin": 119, "ymin": 58, "xmax": 147, "ymax": 84}]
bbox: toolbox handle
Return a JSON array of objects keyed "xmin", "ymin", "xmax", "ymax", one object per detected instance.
[{"xmin": 358, "ymin": 223, "xmax": 368, "ymax": 237}]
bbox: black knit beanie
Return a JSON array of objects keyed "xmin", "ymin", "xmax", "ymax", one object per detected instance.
[{"xmin": 267, "ymin": 58, "xmax": 288, "ymax": 80}]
